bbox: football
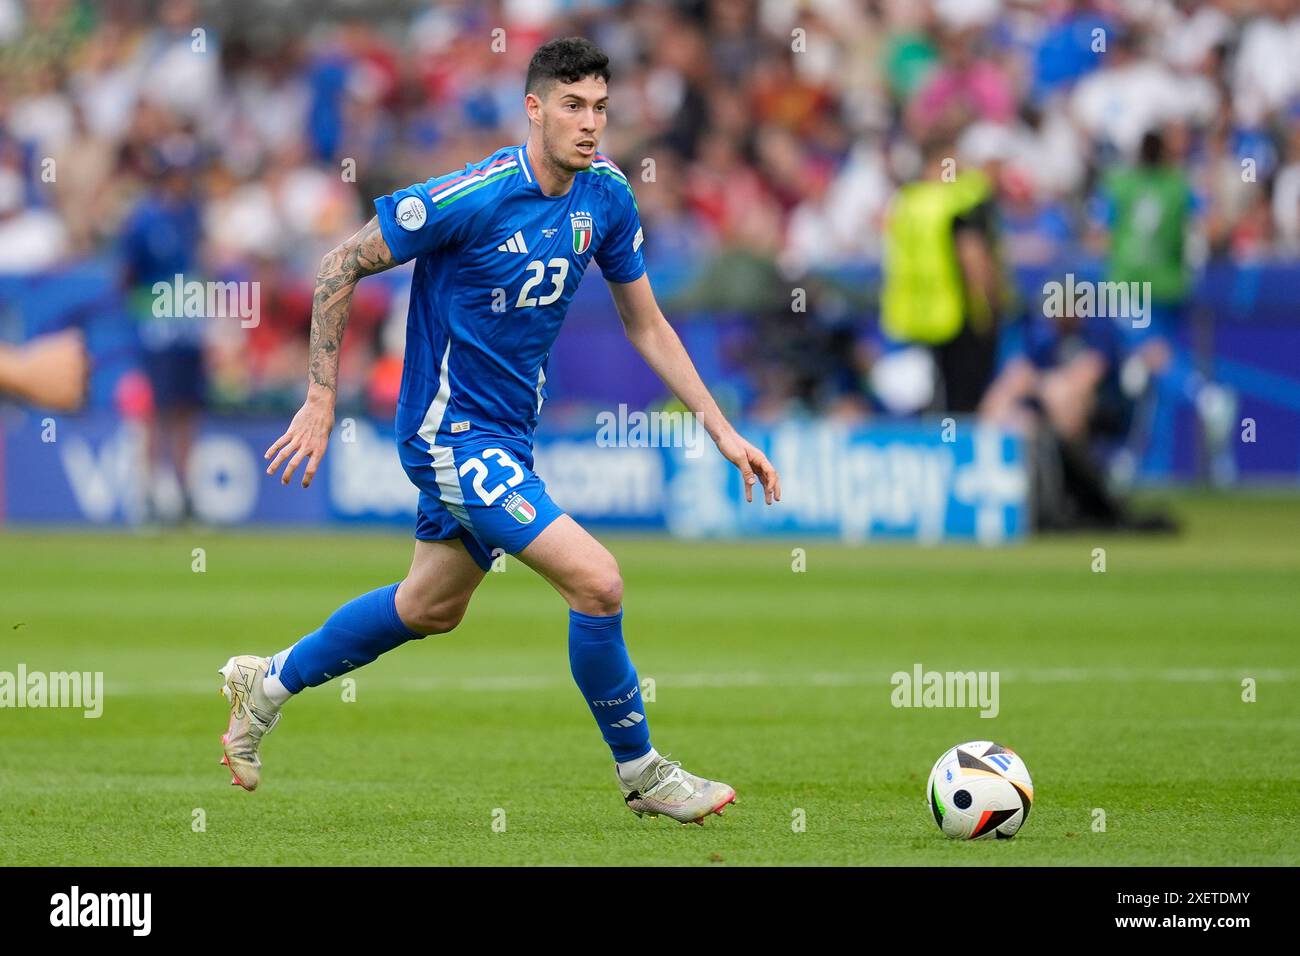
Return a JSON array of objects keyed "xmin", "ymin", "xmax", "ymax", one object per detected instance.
[{"xmin": 927, "ymin": 741, "xmax": 1034, "ymax": 840}]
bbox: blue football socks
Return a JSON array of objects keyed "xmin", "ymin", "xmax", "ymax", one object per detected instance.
[
  {"xmin": 568, "ymin": 608, "xmax": 652, "ymax": 763},
  {"xmin": 268, "ymin": 583, "xmax": 422, "ymax": 697}
]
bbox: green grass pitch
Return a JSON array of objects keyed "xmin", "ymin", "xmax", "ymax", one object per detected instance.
[{"xmin": 1, "ymin": 492, "xmax": 1296, "ymax": 866}]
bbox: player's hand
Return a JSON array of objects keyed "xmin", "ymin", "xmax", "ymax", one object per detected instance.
[
  {"xmin": 715, "ymin": 429, "xmax": 781, "ymax": 505},
  {"xmin": 265, "ymin": 391, "xmax": 335, "ymax": 488},
  {"xmin": 8, "ymin": 329, "xmax": 89, "ymax": 411}
]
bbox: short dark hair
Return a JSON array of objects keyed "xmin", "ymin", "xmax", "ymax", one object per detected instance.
[
  {"xmin": 526, "ymin": 37, "xmax": 610, "ymax": 97},
  {"xmin": 1139, "ymin": 129, "xmax": 1165, "ymax": 166}
]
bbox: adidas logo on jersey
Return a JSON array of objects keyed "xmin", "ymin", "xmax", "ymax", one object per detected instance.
[{"xmin": 497, "ymin": 230, "xmax": 529, "ymax": 254}]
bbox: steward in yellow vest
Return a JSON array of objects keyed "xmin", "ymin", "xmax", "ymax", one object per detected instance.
[{"xmin": 881, "ymin": 151, "xmax": 1007, "ymax": 412}]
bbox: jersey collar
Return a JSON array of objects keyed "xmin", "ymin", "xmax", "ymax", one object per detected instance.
[
  {"xmin": 516, "ymin": 142, "xmax": 576, "ymax": 200},
  {"xmin": 515, "ymin": 143, "xmax": 536, "ymax": 187}
]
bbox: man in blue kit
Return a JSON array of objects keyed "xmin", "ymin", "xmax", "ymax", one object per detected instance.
[{"xmin": 218, "ymin": 37, "xmax": 781, "ymax": 825}]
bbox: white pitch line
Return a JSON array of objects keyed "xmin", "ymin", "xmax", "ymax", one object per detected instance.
[{"xmin": 102, "ymin": 667, "xmax": 1299, "ymax": 696}]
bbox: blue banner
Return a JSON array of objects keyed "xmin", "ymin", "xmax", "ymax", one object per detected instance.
[
  {"xmin": 0, "ymin": 413, "xmax": 1027, "ymax": 543},
  {"xmin": 6, "ymin": 260, "xmax": 1300, "ymax": 479},
  {"xmin": 653, "ymin": 421, "xmax": 1028, "ymax": 543}
]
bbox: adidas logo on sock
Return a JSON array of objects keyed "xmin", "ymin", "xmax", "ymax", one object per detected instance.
[
  {"xmin": 609, "ymin": 711, "xmax": 645, "ymax": 729},
  {"xmin": 497, "ymin": 230, "xmax": 528, "ymax": 254}
]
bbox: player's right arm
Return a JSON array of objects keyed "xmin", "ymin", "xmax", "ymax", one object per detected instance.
[
  {"xmin": 264, "ymin": 216, "xmax": 398, "ymax": 487},
  {"xmin": 267, "ymin": 160, "xmax": 497, "ymax": 487},
  {"xmin": 0, "ymin": 330, "xmax": 89, "ymax": 411}
]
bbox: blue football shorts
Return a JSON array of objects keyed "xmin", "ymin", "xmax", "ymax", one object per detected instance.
[{"xmin": 398, "ymin": 436, "xmax": 564, "ymax": 572}]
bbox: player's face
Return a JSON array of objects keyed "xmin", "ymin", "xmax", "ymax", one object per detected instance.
[{"xmin": 538, "ymin": 76, "xmax": 608, "ymax": 172}]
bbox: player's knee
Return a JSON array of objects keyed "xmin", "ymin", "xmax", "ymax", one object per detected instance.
[
  {"xmin": 401, "ymin": 597, "xmax": 469, "ymax": 636},
  {"xmin": 573, "ymin": 566, "xmax": 623, "ymax": 616},
  {"xmin": 420, "ymin": 599, "xmax": 469, "ymax": 635}
]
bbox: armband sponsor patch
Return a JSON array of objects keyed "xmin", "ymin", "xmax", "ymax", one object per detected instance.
[{"xmin": 395, "ymin": 195, "xmax": 427, "ymax": 231}]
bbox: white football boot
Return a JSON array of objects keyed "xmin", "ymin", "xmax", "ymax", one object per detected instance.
[
  {"xmin": 618, "ymin": 754, "xmax": 736, "ymax": 825},
  {"xmin": 217, "ymin": 655, "xmax": 282, "ymax": 791}
]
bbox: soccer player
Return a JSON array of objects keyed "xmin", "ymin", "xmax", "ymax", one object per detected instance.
[
  {"xmin": 218, "ymin": 38, "xmax": 780, "ymax": 825},
  {"xmin": 1098, "ymin": 127, "xmax": 1236, "ymax": 484}
]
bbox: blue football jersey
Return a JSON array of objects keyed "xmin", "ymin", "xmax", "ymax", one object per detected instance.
[{"xmin": 374, "ymin": 143, "xmax": 646, "ymax": 451}]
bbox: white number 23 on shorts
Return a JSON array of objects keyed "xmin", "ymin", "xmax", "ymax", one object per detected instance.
[{"xmin": 457, "ymin": 448, "xmax": 525, "ymax": 506}]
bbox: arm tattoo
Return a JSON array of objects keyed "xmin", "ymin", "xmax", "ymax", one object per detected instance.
[{"xmin": 308, "ymin": 216, "xmax": 397, "ymax": 392}]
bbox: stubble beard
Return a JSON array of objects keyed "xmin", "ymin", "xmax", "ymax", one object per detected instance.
[{"xmin": 542, "ymin": 120, "xmax": 593, "ymax": 175}]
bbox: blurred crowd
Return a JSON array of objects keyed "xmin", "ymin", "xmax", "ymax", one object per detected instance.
[{"xmin": 0, "ymin": 0, "xmax": 1298, "ymax": 425}]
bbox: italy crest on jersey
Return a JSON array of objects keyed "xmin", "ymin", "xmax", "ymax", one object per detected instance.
[
  {"xmin": 570, "ymin": 213, "xmax": 593, "ymax": 255},
  {"xmin": 503, "ymin": 491, "xmax": 536, "ymax": 524}
]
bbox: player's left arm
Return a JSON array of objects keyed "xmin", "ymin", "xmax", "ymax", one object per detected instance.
[{"xmin": 608, "ymin": 274, "xmax": 781, "ymax": 505}]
